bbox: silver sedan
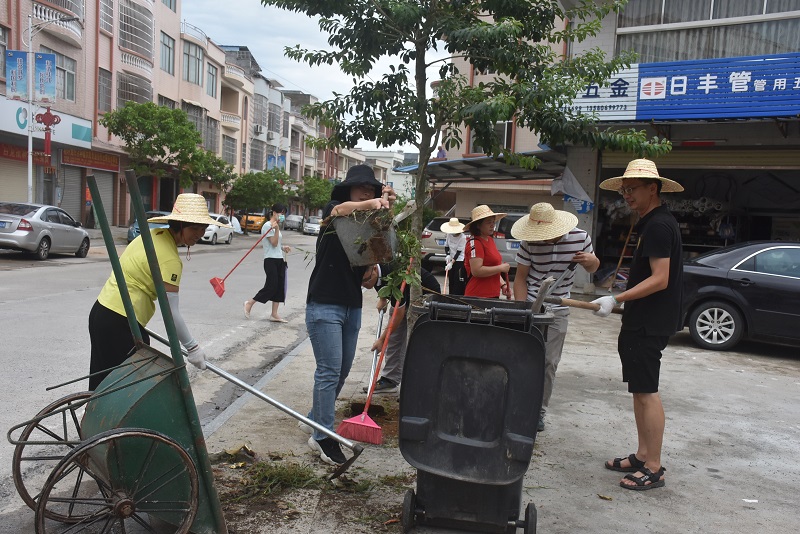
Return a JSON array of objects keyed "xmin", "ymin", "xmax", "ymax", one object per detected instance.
[{"xmin": 0, "ymin": 202, "xmax": 90, "ymax": 260}]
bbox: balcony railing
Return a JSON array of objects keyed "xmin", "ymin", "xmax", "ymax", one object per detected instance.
[
  {"xmin": 33, "ymin": 3, "xmax": 83, "ymax": 41},
  {"xmin": 221, "ymin": 113, "xmax": 241, "ymax": 129},
  {"xmin": 180, "ymin": 21, "xmax": 208, "ymax": 46},
  {"xmin": 120, "ymin": 51, "xmax": 153, "ymax": 74}
]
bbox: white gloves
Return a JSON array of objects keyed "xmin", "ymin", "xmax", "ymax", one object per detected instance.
[
  {"xmin": 186, "ymin": 345, "xmax": 207, "ymax": 370},
  {"xmin": 591, "ymin": 296, "xmax": 617, "ymax": 317},
  {"xmin": 445, "ymin": 254, "xmax": 452, "ymax": 263}
]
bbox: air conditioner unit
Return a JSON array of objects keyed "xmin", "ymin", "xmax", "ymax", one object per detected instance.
[
  {"xmin": 254, "ymin": 124, "xmax": 264, "ymax": 136},
  {"xmin": 267, "ymin": 132, "xmax": 277, "ymax": 141}
]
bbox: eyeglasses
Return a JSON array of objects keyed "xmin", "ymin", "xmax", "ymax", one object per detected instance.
[{"xmin": 617, "ymin": 184, "xmax": 646, "ymax": 196}]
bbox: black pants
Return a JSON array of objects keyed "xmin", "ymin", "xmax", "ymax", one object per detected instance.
[
  {"xmin": 88, "ymin": 301, "xmax": 149, "ymax": 390},
  {"xmin": 253, "ymin": 258, "xmax": 286, "ymax": 303},
  {"xmin": 447, "ymin": 261, "xmax": 467, "ymax": 296}
]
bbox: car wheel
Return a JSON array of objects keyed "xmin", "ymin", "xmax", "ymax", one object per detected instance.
[
  {"xmin": 35, "ymin": 237, "xmax": 50, "ymax": 260},
  {"xmin": 75, "ymin": 238, "xmax": 90, "ymax": 258},
  {"xmin": 688, "ymin": 300, "xmax": 745, "ymax": 350},
  {"xmin": 226, "ymin": 232, "xmax": 233, "ymax": 244},
  {"xmin": 211, "ymin": 233, "xmax": 217, "ymax": 245}
]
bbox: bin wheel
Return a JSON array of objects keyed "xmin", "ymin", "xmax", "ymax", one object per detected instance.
[
  {"xmin": 12, "ymin": 391, "xmax": 92, "ymax": 518},
  {"xmin": 524, "ymin": 502, "xmax": 537, "ymax": 534},
  {"xmin": 401, "ymin": 489, "xmax": 416, "ymax": 532},
  {"xmin": 35, "ymin": 428, "xmax": 199, "ymax": 534}
]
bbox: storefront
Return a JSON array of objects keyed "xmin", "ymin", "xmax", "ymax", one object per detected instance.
[{"xmin": 566, "ymin": 52, "xmax": 800, "ymax": 288}]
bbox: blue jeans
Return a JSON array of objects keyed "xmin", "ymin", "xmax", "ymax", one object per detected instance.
[{"xmin": 305, "ymin": 301, "xmax": 362, "ymax": 440}]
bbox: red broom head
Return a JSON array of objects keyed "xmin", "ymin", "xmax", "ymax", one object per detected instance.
[
  {"xmin": 337, "ymin": 413, "xmax": 382, "ymax": 445},
  {"xmin": 210, "ymin": 277, "xmax": 225, "ymax": 298}
]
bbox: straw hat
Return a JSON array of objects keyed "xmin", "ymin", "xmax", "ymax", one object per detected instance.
[
  {"xmin": 148, "ymin": 193, "xmax": 231, "ymax": 227},
  {"xmin": 599, "ymin": 158, "xmax": 684, "ymax": 193},
  {"xmin": 467, "ymin": 205, "xmax": 506, "ymax": 227},
  {"xmin": 440, "ymin": 217, "xmax": 465, "ymax": 234},
  {"xmin": 511, "ymin": 203, "xmax": 578, "ymax": 242}
]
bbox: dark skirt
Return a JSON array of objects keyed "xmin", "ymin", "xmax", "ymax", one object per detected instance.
[
  {"xmin": 253, "ymin": 257, "xmax": 287, "ymax": 303},
  {"xmin": 88, "ymin": 301, "xmax": 150, "ymax": 390}
]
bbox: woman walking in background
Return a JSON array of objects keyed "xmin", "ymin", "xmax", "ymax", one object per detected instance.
[{"xmin": 244, "ymin": 203, "xmax": 291, "ymax": 322}]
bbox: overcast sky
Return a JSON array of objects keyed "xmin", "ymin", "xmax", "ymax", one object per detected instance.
[{"xmin": 181, "ymin": 0, "xmax": 424, "ymax": 153}]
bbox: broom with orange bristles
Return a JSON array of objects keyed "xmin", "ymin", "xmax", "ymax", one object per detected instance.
[{"xmin": 337, "ymin": 276, "xmax": 408, "ymax": 445}]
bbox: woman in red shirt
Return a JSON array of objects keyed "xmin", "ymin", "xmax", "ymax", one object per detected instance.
[{"xmin": 464, "ymin": 205, "xmax": 513, "ymax": 299}]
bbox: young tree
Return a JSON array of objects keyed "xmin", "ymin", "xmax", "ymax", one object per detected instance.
[
  {"xmin": 296, "ymin": 175, "xmax": 334, "ymax": 217},
  {"xmin": 223, "ymin": 169, "xmax": 291, "ymax": 218},
  {"xmin": 100, "ymin": 101, "xmax": 232, "ymax": 187},
  {"xmin": 261, "ymin": 0, "xmax": 670, "ymax": 297}
]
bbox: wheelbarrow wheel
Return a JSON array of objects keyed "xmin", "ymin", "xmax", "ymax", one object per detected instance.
[
  {"xmin": 524, "ymin": 502, "xmax": 537, "ymax": 534},
  {"xmin": 35, "ymin": 428, "xmax": 199, "ymax": 534},
  {"xmin": 401, "ymin": 488, "xmax": 416, "ymax": 532},
  {"xmin": 13, "ymin": 391, "xmax": 92, "ymax": 516}
]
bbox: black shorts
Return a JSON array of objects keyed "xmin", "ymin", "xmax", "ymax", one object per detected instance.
[{"xmin": 617, "ymin": 328, "xmax": 669, "ymax": 393}]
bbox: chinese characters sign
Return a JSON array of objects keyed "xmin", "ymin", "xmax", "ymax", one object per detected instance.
[
  {"xmin": 4, "ymin": 51, "xmax": 56, "ymax": 103},
  {"xmin": 568, "ymin": 53, "xmax": 800, "ymax": 121}
]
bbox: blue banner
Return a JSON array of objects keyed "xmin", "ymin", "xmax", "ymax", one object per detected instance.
[
  {"xmin": 34, "ymin": 53, "xmax": 56, "ymax": 103},
  {"xmin": 572, "ymin": 52, "xmax": 800, "ymax": 122},
  {"xmin": 5, "ymin": 50, "xmax": 27, "ymax": 101}
]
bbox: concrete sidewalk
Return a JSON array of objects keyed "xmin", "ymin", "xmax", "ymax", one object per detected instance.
[{"xmin": 201, "ymin": 299, "xmax": 800, "ymax": 533}]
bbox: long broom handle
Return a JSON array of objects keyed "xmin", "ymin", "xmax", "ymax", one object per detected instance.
[
  {"xmin": 364, "ymin": 309, "xmax": 385, "ymax": 398},
  {"xmin": 543, "ymin": 296, "xmax": 623, "ymax": 314},
  {"xmin": 219, "ymin": 230, "xmax": 269, "ymax": 281},
  {"xmin": 361, "ymin": 276, "xmax": 408, "ymax": 420}
]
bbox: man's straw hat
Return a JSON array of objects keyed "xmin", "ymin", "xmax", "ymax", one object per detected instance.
[
  {"xmin": 440, "ymin": 217, "xmax": 465, "ymax": 234},
  {"xmin": 599, "ymin": 158, "xmax": 684, "ymax": 193},
  {"xmin": 511, "ymin": 203, "xmax": 578, "ymax": 242},
  {"xmin": 148, "ymin": 193, "xmax": 231, "ymax": 227},
  {"xmin": 467, "ymin": 205, "xmax": 506, "ymax": 228}
]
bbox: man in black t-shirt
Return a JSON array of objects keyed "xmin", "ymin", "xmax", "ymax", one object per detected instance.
[{"xmin": 592, "ymin": 159, "xmax": 684, "ymax": 491}]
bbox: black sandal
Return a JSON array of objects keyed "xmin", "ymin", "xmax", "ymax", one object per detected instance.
[
  {"xmin": 620, "ymin": 466, "xmax": 666, "ymax": 491},
  {"xmin": 605, "ymin": 453, "xmax": 645, "ymax": 473}
]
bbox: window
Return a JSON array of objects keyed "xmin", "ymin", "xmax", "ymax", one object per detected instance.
[
  {"xmin": 100, "ymin": 0, "xmax": 114, "ymax": 33},
  {"xmin": 117, "ymin": 71, "xmax": 152, "ymax": 106},
  {"xmin": 119, "ymin": 0, "xmax": 154, "ymax": 59},
  {"xmin": 158, "ymin": 94, "xmax": 176, "ymax": 108},
  {"xmin": 617, "ymin": 0, "xmax": 800, "ymax": 62},
  {"xmin": 222, "ymin": 135, "xmax": 237, "ymax": 165},
  {"xmin": 40, "ymin": 47, "xmax": 77, "ymax": 102},
  {"xmin": 470, "ymin": 121, "xmax": 512, "ymax": 153},
  {"xmin": 250, "ymin": 139, "xmax": 266, "ymax": 171},
  {"xmin": 283, "ymin": 111, "xmax": 290, "ymax": 138},
  {"xmin": 183, "ymin": 41, "xmax": 203, "ymax": 85},
  {"xmin": 268, "ymin": 102, "xmax": 281, "ymax": 133},
  {"xmin": 744, "ymin": 248, "xmax": 800, "ymax": 278},
  {"xmin": 207, "ymin": 63, "xmax": 217, "ymax": 97},
  {"xmin": 182, "ymin": 101, "xmax": 204, "ymax": 136},
  {"xmin": 98, "ymin": 69, "xmax": 112, "ymax": 113},
  {"xmin": 162, "ymin": 0, "xmax": 176, "ymax": 11},
  {"xmin": 160, "ymin": 32, "xmax": 175, "ymax": 75},
  {"xmin": 254, "ymin": 95, "xmax": 268, "ymax": 128},
  {"xmin": 204, "ymin": 116, "xmax": 219, "ymax": 152},
  {"xmin": 0, "ymin": 27, "xmax": 7, "ymax": 78},
  {"xmin": 241, "ymin": 142, "xmax": 247, "ymax": 169}
]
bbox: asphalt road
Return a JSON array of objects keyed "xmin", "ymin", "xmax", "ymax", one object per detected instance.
[{"xmin": 0, "ymin": 229, "xmax": 319, "ymax": 529}]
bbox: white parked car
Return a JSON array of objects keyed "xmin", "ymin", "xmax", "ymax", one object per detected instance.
[
  {"xmin": 303, "ymin": 216, "xmax": 322, "ymax": 236},
  {"xmin": 283, "ymin": 214, "xmax": 304, "ymax": 231},
  {"xmin": 201, "ymin": 214, "xmax": 234, "ymax": 245}
]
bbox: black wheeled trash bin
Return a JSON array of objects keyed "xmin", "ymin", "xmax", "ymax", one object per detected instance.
[{"xmin": 399, "ymin": 295, "xmax": 551, "ymax": 533}]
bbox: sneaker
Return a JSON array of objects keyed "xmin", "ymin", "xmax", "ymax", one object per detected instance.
[
  {"xmin": 308, "ymin": 436, "xmax": 347, "ymax": 465},
  {"xmin": 362, "ymin": 377, "xmax": 398, "ymax": 395},
  {"xmin": 297, "ymin": 420, "xmax": 313, "ymax": 434},
  {"xmin": 537, "ymin": 417, "xmax": 545, "ymax": 432}
]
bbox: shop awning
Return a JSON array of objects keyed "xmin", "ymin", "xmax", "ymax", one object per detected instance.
[{"xmin": 396, "ymin": 148, "xmax": 567, "ymax": 183}]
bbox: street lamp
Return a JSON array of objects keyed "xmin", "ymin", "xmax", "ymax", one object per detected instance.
[{"xmin": 22, "ymin": 14, "xmax": 79, "ymax": 203}]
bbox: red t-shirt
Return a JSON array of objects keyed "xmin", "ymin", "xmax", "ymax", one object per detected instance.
[{"xmin": 465, "ymin": 236, "xmax": 503, "ymax": 298}]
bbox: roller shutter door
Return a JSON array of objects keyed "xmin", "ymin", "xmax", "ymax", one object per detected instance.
[
  {"xmin": 0, "ymin": 159, "xmax": 29, "ymax": 201},
  {"xmin": 93, "ymin": 171, "xmax": 114, "ymax": 227},
  {"xmin": 60, "ymin": 167, "xmax": 82, "ymax": 221}
]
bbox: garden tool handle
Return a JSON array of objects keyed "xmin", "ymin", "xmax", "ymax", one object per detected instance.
[{"xmin": 543, "ymin": 296, "xmax": 623, "ymax": 314}]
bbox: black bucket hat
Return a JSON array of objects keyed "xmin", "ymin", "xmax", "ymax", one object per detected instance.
[{"xmin": 331, "ymin": 165, "xmax": 383, "ymax": 202}]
